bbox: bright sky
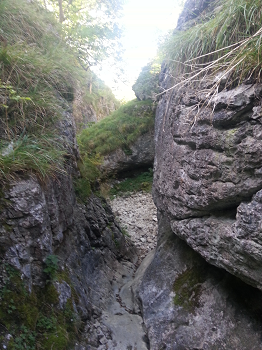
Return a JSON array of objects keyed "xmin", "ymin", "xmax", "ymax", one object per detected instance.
[{"xmin": 93, "ymin": 0, "xmax": 182, "ymax": 100}]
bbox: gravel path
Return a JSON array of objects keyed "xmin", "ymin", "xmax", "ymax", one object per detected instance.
[{"xmin": 109, "ymin": 192, "xmax": 158, "ymax": 261}]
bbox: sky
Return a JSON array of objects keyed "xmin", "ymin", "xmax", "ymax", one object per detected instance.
[{"xmin": 92, "ymin": 0, "xmax": 183, "ymax": 100}]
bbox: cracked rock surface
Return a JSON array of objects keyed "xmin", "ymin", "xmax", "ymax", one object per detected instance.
[
  {"xmin": 0, "ymin": 107, "xmax": 150, "ymax": 350},
  {"xmin": 154, "ymin": 74, "xmax": 262, "ymax": 288},
  {"xmin": 139, "ymin": 214, "xmax": 262, "ymax": 350}
]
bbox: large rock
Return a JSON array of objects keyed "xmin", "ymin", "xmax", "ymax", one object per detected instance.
[
  {"xmin": 176, "ymin": 0, "xmax": 212, "ymax": 30},
  {"xmin": 139, "ymin": 214, "xmax": 262, "ymax": 350},
  {"xmin": 101, "ymin": 129, "xmax": 155, "ymax": 175},
  {"xmin": 0, "ymin": 171, "xmax": 147, "ymax": 349},
  {"xmin": 153, "ymin": 79, "xmax": 262, "ymax": 289}
]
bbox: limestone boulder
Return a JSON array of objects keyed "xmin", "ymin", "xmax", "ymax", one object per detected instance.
[
  {"xmin": 139, "ymin": 214, "xmax": 262, "ymax": 350},
  {"xmin": 153, "ymin": 81, "xmax": 262, "ymax": 288},
  {"xmin": 101, "ymin": 130, "xmax": 155, "ymax": 175}
]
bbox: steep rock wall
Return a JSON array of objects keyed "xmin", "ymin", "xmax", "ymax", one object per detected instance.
[
  {"xmin": 139, "ymin": 213, "xmax": 262, "ymax": 350},
  {"xmin": 151, "ymin": 0, "xmax": 262, "ymax": 290},
  {"xmin": 0, "ymin": 109, "xmax": 147, "ymax": 349},
  {"xmin": 138, "ymin": 0, "xmax": 262, "ymax": 348},
  {"xmin": 153, "ymin": 78, "xmax": 262, "ymax": 290}
]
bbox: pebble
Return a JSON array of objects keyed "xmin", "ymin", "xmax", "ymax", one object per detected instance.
[{"xmin": 109, "ymin": 191, "xmax": 158, "ymax": 260}]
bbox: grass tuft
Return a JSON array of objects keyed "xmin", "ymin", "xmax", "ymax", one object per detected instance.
[{"xmin": 0, "ymin": 135, "xmax": 66, "ymax": 182}]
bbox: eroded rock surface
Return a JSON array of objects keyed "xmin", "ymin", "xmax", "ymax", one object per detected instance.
[
  {"xmin": 153, "ymin": 79, "xmax": 262, "ymax": 289},
  {"xmin": 0, "ymin": 172, "xmax": 149, "ymax": 349},
  {"xmin": 101, "ymin": 130, "xmax": 155, "ymax": 176},
  {"xmin": 139, "ymin": 214, "xmax": 262, "ymax": 350},
  {"xmin": 0, "ymin": 110, "xmax": 149, "ymax": 349}
]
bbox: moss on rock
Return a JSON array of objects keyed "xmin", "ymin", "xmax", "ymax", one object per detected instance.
[
  {"xmin": 173, "ymin": 263, "xmax": 207, "ymax": 313},
  {"xmin": 0, "ymin": 263, "xmax": 80, "ymax": 350}
]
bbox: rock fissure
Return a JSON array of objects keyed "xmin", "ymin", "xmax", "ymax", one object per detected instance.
[{"xmin": 4, "ymin": 0, "xmax": 262, "ymax": 348}]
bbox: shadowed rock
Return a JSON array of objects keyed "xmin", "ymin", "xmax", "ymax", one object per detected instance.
[{"xmin": 139, "ymin": 214, "xmax": 262, "ymax": 350}]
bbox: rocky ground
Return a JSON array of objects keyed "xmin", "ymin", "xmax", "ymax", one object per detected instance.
[
  {"xmin": 109, "ymin": 192, "xmax": 158, "ymax": 261},
  {"xmin": 76, "ymin": 191, "xmax": 158, "ymax": 350}
]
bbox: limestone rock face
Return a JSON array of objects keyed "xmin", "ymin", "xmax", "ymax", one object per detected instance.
[
  {"xmin": 154, "ymin": 83, "xmax": 262, "ymax": 219},
  {"xmin": 153, "ymin": 79, "xmax": 262, "ymax": 289},
  {"xmin": 0, "ymin": 109, "xmax": 149, "ymax": 349},
  {"xmin": 139, "ymin": 214, "xmax": 262, "ymax": 350},
  {"xmin": 1, "ymin": 172, "xmax": 147, "ymax": 349},
  {"xmin": 151, "ymin": 0, "xmax": 262, "ymax": 293},
  {"xmin": 101, "ymin": 129, "xmax": 155, "ymax": 175},
  {"xmin": 177, "ymin": 0, "xmax": 212, "ymax": 30}
]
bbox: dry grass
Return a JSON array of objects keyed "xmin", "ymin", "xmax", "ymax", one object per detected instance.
[{"xmin": 159, "ymin": 0, "xmax": 262, "ymax": 99}]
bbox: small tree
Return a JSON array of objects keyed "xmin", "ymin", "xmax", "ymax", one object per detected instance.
[{"xmin": 40, "ymin": 0, "xmax": 123, "ymax": 69}]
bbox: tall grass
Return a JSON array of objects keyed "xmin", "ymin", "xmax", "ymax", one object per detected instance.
[
  {"xmin": 0, "ymin": 135, "xmax": 66, "ymax": 182},
  {"xmin": 159, "ymin": 0, "xmax": 262, "ymax": 95},
  {"xmin": 0, "ymin": 0, "xmax": 118, "ymax": 183},
  {"xmin": 0, "ymin": 0, "xmax": 81, "ymax": 181}
]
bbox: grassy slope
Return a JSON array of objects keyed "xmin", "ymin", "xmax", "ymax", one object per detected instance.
[
  {"xmin": 0, "ymin": 0, "xmax": 73, "ymax": 181},
  {"xmin": 75, "ymin": 99, "xmax": 155, "ymax": 199},
  {"xmin": 0, "ymin": 0, "xmax": 117, "ymax": 183},
  {"xmin": 78, "ymin": 99, "xmax": 155, "ymax": 156}
]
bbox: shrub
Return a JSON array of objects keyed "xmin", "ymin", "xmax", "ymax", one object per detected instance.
[
  {"xmin": 132, "ymin": 61, "xmax": 161, "ymax": 101},
  {"xmin": 43, "ymin": 255, "xmax": 59, "ymax": 281}
]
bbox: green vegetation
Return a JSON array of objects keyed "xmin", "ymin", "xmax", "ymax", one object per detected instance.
[
  {"xmin": 79, "ymin": 74, "xmax": 119, "ymax": 115},
  {"xmin": 76, "ymin": 100, "xmax": 155, "ymax": 198},
  {"xmin": 0, "ymin": 0, "xmax": 73, "ymax": 181},
  {"xmin": 39, "ymin": 0, "xmax": 123, "ymax": 69},
  {"xmin": 0, "ymin": 263, "xmax": 79, "ymax": 350},
  {"xmin": 78, "ymin": 99, "xmax": 155, "ymax": 156},
  {"xmin": 0, "ymin": 0, "xmax": 119, "ymax": 183},
  {"xmin": 159, "ymin": 0, "xmax": 262, "ymax": 96},
  {"xmin": 110, "ymin": 168, "xmax": 153, "ymax": 196},
  {"xmin": 132, "ymin": 61, "xmax": 161, "ymax": 100},
  {"xmin": 74, "ymin": 155, "xmax": 101, "ymax": 200},
  {"xmin": 43, "ymin": 255, "xmax": 59, "ymax": 282},
  {"xmin": 173, "ymin": 264, "xmax": 207, "ymax": 313},
  {"xmin": 73, "ymin": 72, "xmax": 120, "ymax": 132}
]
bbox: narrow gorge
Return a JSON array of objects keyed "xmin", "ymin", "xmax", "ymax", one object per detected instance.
[{"xmin": 2, "ymin": 0, "xmax": 262, "ymax": 349}]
